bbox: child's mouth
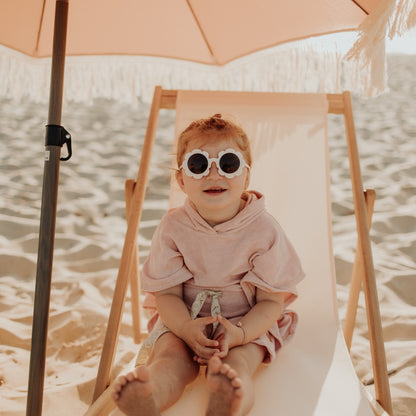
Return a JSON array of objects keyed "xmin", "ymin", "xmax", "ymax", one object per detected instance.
[{"xmin": 203, "ymin": 187, "xmax": 227, "ymax": 194}]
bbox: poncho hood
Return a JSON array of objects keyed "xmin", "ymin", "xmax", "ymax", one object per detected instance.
[{"xmin": 183, "ymin": 190, "xmax": 266, "ymax": 234}]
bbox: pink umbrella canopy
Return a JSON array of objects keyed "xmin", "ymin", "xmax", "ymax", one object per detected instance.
[
  {"xmin": 1, "ymin": 0, "xmax": 415, "ymax": 102},
  {"xmin": 0, "ymin": 0, "xmax": 382, "ymax": 62}
]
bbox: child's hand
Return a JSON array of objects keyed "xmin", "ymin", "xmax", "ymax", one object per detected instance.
[
  {"xmin": 179, "ymin": 316, "xmax": 220, "ymax": 361},
  {"xmin": 212, "ymin": 316, "xmax": 245, "ymax": 359}
]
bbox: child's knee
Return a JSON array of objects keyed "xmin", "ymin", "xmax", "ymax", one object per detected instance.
[{"xmin": 155, "ymin": 333, "xmax": 192, "ymax": 361}]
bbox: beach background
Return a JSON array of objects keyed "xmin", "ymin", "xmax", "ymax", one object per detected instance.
[{"xmin": 1, "ymin": 46, "xmax": 415, "ymax": 415}]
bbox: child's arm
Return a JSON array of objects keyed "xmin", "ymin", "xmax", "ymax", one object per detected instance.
[
  {"xmin": 155, "ymin": 284, "xmax": 220, "ymax": 360},
  {"xmin": 214, "ymin": 288, "xmax": 284, "ymax": 359}
]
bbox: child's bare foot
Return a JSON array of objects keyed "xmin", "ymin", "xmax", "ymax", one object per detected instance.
[
  {"xmin": 112, "ymin": 365, "xmax": 160, "ymax": 416},
  {"xmin": 206, "ymin": 356, "xmax": 244, "ymax": 416}
]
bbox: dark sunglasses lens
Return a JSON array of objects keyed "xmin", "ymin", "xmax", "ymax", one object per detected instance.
[
  {"xmin": 219, "ymin": 153, "xmax": 240, "ymax": 174},
  {"xmin": 187, "ymin": 153, "xmax": 209, "ymax": 174}
]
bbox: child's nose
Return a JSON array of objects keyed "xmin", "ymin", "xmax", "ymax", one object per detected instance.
[{"xmin": 207, "ymin": 162, "xmax": 222, "ymax": 179}]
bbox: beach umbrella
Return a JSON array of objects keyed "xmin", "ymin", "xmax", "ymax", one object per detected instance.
[
  {"xmin": 2, "ymin": 0, "xmax": 415, "ymax": 103},
  {"xmin": 0, "ymin": 1, "xmax": 414, "ymax": 415}
]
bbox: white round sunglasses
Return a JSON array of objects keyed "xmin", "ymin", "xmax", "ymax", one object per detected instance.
[{"xmin": 180, "ymin": 148, "xmax": 250, "ymax": 179}]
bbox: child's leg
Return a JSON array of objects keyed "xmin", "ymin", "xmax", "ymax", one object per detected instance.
[
  {"xmin": 206, "ymin": 343, "xmax": 265, "ymax": 416},
  {"xmin": 112, "ymin": 332, "xmax": 199, "ymax": 416}
]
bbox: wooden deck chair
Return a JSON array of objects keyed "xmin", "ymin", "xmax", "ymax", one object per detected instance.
[{"xmin": 86, "ymin": 87, "xmax": 393, "ymax": 416}]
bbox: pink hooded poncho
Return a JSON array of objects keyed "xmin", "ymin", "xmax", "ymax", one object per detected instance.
[{"xmin": 142, "ymin": 191, "xmax": 305, "ymax": 362}]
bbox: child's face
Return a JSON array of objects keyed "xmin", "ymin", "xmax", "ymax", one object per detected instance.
[{"xmin": 176, "ymin": 136, "xmax": 250, "ymax": 227}]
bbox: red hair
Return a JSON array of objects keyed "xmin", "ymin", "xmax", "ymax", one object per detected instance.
[{"xmin": 176, "ymin": 114, "xmax": 252, "ymax": 168}]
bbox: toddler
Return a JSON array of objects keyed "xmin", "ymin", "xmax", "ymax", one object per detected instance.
[{"xmin": 112, "ymin": 114, "xmax": 305, "ymax": 416}]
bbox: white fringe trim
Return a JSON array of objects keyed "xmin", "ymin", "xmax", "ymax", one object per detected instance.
[
  {"xmin": 0, "ymin": 0, "xmax": 415, "ymax": 105},
  {"xmin": 346, "ymin": 0, "xmax": 416, "ymax": 94},
  {"xmin": 0, "ymin": 41, "xmax": 378, "ymax": 105}
]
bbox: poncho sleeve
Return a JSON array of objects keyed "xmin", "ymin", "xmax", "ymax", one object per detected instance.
[
  {"xmin": 241, "ymin": 220, "xmax": 305, "ymax": 308},
  {"xmin": 141, "ymin": 212, "xmax": 193, "ymax": 292}
]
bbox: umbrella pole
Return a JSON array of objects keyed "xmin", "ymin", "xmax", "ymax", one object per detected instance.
[{"xmin": 26, "ymin": 1, "xmax": 69, "ymax": 415}]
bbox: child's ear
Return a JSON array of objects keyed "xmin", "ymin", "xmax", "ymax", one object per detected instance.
[{"xmin": 175, "ymin": 169, "xmax": 185, "ymax": 191}]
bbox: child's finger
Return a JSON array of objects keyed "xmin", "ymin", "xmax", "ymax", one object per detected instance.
[
  {"xmin": 194, "ymin": 355, "xmax": 209, "ymax": 365},
  {"xmin": 214, "ymin": 349, "xmax": 228, "ymax": 358},
  {"xmin": 204, "ymin": 337, "xmax": 220, "ymax": 347},
  {"xmin": 196, "ymin": 332, "xmax": 219, "ymax": 347},
  {"xmin": 196, "ymin": 345, "xmax": 220, "ymax": 360},
  {"xmin": 218, "ymin": 315, "xmax": 233, "ymax": 328},
  {"xmin": 197, "ymin": 315, "xmax": 219, "ymax": 326}
]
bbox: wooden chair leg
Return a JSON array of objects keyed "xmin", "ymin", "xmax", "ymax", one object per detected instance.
[
  {"xmin": 343, "ymin": 189, "xmax": 376, "ymax": 351},
  {"xmin": 91, "ymin": 86, "xmax": 163, "ymax": 403},
  {"xmin": 83, "ymin": 384, "xmax": 116, "ymax": 416},
  {"xmin": 125, "ymin": 179, "xmax": 142, "ymax": 344},
  {"xmin": 343, "ymin": 91, "xmax": 392, "ymax": 414}
]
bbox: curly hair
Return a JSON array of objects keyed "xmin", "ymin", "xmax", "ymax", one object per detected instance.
[{"xmin": 176, "ymin": 114, "xmax": 252, "ymax": 168}]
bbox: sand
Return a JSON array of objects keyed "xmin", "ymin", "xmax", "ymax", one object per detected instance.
[{"xmin": 0, "ymin": 54, "xmax": 415, "ymax": 416}]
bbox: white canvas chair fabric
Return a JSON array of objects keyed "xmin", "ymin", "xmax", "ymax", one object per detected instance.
[{"xmin": 156, "ymin": 91, "xmax": 385, "ymax": 415}]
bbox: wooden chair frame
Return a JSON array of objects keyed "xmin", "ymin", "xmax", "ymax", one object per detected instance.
[{"xmin": 87, "ymin": 87, "xmax": 392, "ymax": 415}]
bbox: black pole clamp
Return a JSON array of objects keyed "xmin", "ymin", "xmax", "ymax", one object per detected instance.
[{"xmin": 45, "ymin": 125, "xmax": 72, "ymax": 161}]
